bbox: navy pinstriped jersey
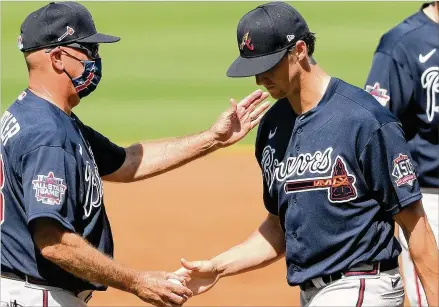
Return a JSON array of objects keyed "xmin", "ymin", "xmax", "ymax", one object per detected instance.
[
  {"xmin": 0, "ymin": 89, "xmax": 126, "ymax": 292},
  {"xmin": 255, "ymin": 78, "xmax": 422, "ymax": 286},
  {"xmin": 365, "ymin": 3, "xmax": 439, "ymax": 188}
]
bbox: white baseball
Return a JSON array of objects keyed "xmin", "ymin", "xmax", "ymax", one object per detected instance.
[{"xmin": 168, "ymin": 278, "xmax": 183, "ymax": 285}]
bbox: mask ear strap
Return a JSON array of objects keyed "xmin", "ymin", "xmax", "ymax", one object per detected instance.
[{"xmin": 63, "ymin": 69, "xmax": 74, "ymax": 80}]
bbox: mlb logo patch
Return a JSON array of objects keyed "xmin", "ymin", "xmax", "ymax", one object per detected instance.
[
  {"xmin": 365, "ymin": 82, "xmax": 390, "ymax": 106},
  {"xmin": 32, "ymin": 172, "xmax": 67, "ymax": 205},
  {"xmin": 17, "ymin": 91, "xmax": 27, "ymax": 101}
]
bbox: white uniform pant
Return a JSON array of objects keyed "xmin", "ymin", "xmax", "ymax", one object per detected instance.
[
  {"xmin": 0, "ymin": 277, "xmax": 92, "ymax": 307},
  {"xmin": 300, "ymin": 268, "xmax": 404, "ymax": 307},
  {"xmin": 398, "ymin": 192, "xmax": 438, "ymax": 307}
]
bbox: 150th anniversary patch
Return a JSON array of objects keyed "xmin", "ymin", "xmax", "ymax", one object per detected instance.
[{"xmin": 392, "ymin": 154, "xmax": 417, "ymax": 187}]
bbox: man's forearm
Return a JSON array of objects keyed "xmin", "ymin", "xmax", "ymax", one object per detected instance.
[
  {"xmin": 212, "ymin": 236, "xmax": 285, "ymax": 278},
  {"xmin": 213, "ymin": 214, "xmax": 285, "ymax": 278},
  {"xmin": 403, "ymin": 218, "xmax": 439, "ymax": 306},
  {"xmin": 41, "ymin": 230, "xmax": 139, "ymax": 295},
  {"xmin": 395, "ymin": 200, "xmax": 439, "ymax": 307},
  {"xmin": 108, "ymin": 130, "xmax": 219, "ymax": 182}
]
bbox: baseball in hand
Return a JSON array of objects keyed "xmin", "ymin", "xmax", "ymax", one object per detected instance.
[{"xmin": 168, "ymin": 278, "xmax": 183, "ymax": 285}]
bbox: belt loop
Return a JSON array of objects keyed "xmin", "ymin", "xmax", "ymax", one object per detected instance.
[
  {"xmin": 25, "ymin": 275, "xmax": 29, "ymax": 285},
  {"xmin": 376, "ymin": 262, "xmax": 381, "ymax": 275},
  {"xmin": 84, "ymin": 291, "xmax": 93, "ymax": 303},
  {"xmin": 311, "ymin": 277, "xmax": 326, "ymax": 288},
  {"xmin": 317, "ymin": 277, "xmax": 327, "ymax": 287}
]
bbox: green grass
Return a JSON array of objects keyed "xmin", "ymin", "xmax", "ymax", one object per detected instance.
[{"xmin": 1, "ymin": 2, "xmax": 419, "ymax": 144}]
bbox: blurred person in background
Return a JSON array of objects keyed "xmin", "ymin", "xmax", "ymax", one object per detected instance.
[
  {"xmin": 365, "ymin": 2, "xmax": 439, "ymax": 306},
  {"xmin": 0, "ymin": 1, "xmax": 269, "ymax": 307}
]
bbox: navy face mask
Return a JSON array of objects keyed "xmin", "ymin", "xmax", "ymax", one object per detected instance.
[
  {"xmin": 60, "ymin": 46, "xmax": 102, "ymax": 99},
  {"xmin": 65, "ymin": 57, "xmax": 102, "ymax": 99}
]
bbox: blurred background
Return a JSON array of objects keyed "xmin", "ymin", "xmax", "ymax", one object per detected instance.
[
  {"xmin": 1, "ymin": 1, "xmax": 419, "ymax": 145},
  {"xmin": 1, "ymin": 2, "xmax": 421, "ymax": 306}
]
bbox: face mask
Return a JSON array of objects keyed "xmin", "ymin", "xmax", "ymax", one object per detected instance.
[{"xmin": 65, "ymin": 58, "xmax": 102, "ymax": 99}]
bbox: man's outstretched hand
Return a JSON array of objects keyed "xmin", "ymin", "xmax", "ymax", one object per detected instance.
[
  {"xmin": 174, "ymin": 258, "xmax": 221, "ymax": 296},
  {"xmin": 209, "ymin": 89, "xmax": 270, "ymax": 147}
]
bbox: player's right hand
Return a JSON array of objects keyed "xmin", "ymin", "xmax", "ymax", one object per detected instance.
[
  {"xmin": 173, "ymin": 258, "xmax": 221, "ymax": 296},
  {"xmin": 132, "ymin": 271, "xmax": 193, "ymax": 307}
]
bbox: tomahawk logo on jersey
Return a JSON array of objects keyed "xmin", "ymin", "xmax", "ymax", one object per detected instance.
[{"xmin": 283, "ymin": 155, "xmax": 358, "ymax": 203}]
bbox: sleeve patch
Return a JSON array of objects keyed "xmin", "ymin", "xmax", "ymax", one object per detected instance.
[
  {"xmin": 365, "ymin": 82, "xmax": 390, "ymax": 106},
  {"xmin": 391, "ymin": 154, "xmax": 417, "ymax": 187},
  {"xmin": 32, "ymin": 172, "xmax": 67, "ymax": 205}
]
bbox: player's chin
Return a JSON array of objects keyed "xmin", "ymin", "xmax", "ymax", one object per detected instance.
[{"xmin": 266, "ymin": 88, "xmax": 285, "ymax": 100}]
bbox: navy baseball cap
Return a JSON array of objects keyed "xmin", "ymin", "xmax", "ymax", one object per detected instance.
[
  {"xmin": 227, "ymin": 1, "xmax": 311, "ymax": 78},
  {"xmin": 18, "ymin": 1, "xmax": 120, "ymax": 52}
]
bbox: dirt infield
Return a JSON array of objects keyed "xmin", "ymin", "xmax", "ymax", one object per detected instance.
[{"xmin": 90, "ymin": 148, "xmax": 300, "ymax": 306}]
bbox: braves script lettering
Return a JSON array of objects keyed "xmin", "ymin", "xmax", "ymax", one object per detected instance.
[
  {"xmin": 421, "ymin": 66, "xmax": 439, "ymax": 122},
  {"xmin": 262, "ymin": 146, "xmax": 333, "ymax": 191},
  {"xmin": 83, "ymin": 161, "xmax": 103, "ymax": 218}
]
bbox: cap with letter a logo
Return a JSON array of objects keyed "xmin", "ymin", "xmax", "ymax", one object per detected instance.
[
  {"xmin": 18, "ymin": 1, "xmax": 120, "ymax": 52},
  {"xmin": 227, "ymin": 1, "xmax": 312, "ymax": 78}
]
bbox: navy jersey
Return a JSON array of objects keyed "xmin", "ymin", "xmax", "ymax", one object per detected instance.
[
  {"xmin": 365, "ymin": 3, "xmax": 439, "ymax": 188},
  {"xmin": 255, "ymin": 78, "xmax": 422, "ymax": 286},
  {"xmin": 0, "ymin": 89, "xmax": 126, "ymax": 292}
]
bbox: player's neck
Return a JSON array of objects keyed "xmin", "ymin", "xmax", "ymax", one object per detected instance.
[
  {"xmin": 286, "ymin": 63, "xmax": 331, "ymax": 116},
  {"xmin": 423, "ymin": 2, "xmax": 439, "ymax": 23},
  {"xmin": 28, "ymin": 73, "xmax": 79, "ymax": 115}
]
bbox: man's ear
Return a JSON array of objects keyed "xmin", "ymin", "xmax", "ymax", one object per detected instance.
[
  {"xmin": 294, "ymin": 40, "xmax": 308, "ymax": 62},
  {"xmin": 48, "ymin": 47, "xmax": 64, "ymax": 72}
]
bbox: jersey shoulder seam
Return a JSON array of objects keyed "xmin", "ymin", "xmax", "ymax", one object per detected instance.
[
  {"xmin": 358, "ymin": 122, "xmax": 400, "ymax": 158},
  {"xmin": 370, "ymin": 51, "xmax": 414, "ymax": 82},
  {"xmin": 333, "ymin": 91, "xmax": 399, "ymax": 155},
  {"xmin": 377, "ymin": 20, "xmax": 429, "ymax": 58},
  {"xmin": 20, "ymin": 144, "xmax": 76, "ymax": 160},
  {"xmin": 334, "ymin": 91, "xmax": 395, "ymax": 126}
]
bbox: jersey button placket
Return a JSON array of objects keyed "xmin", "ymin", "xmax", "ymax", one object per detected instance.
[
  {"xmin": 294, "ymin": 121, "xmax": 302, "ymax": 152},
  {"xmin": 288, "ymin": 196, "xmax": 298, "ymax": 240}
]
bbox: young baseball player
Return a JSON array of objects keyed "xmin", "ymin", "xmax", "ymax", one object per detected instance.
[
  {"xmin": 0, "ymin": 2, "xmax": 269, "ymax": 306},
  {"xmin": 174, "ymin": 2, "xmax": 439, "ymax": 306},
  {"xmin": 365, "ymin": 2, "xmax": 439, "ymax": 306}
]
